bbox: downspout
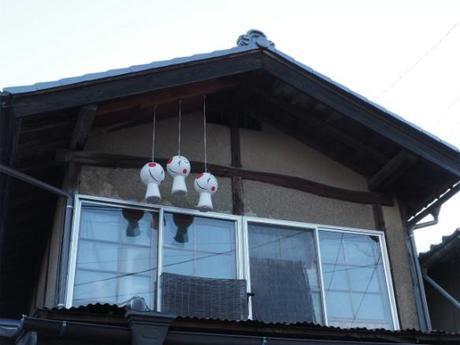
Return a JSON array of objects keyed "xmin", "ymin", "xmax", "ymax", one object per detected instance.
[
  {"xmin": 407, "ymin": 226, "xmax": 433, "ymax": 331},
  {"xmin": 405, "ymin": 206, "xmax": 442, "ymax": 331}
]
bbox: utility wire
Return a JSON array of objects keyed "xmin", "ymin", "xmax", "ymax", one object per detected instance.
[
  {"xmin": 431, "ymin": 93, "xmax": 460, "ymax": 128},
  {"xmin": 375, "ymin": 20, "xmax": 460, "ymax": 100}
]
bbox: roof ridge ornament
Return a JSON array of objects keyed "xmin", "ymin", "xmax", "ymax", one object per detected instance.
[{"xmin": 237, "ymin": 30, "xmax": 274, "ymax": 48}]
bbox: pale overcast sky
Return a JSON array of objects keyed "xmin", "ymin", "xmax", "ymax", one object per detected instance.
[{"xmin": 1, "ymin": 0, "xmax": 459, "ymax": 252}]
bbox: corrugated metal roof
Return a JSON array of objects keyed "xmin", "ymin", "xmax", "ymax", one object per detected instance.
[
  {"xmin": 419, "ymin": 228, "xmax": 460, "ymax": 266},
  {"xmin": 43, "ymin": 303, "xmax": 460, "ymax": 337},
  {"xmin": 2, "ymin": 29, "xmax": 459, "ymax": 154}
]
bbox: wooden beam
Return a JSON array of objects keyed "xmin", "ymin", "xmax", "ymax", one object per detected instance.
[
  {"xmin": 372, "ymin": 205, "xmax": 386, "ymax": 231},
  {"xmin": 231, "ymin": 176, "xmax": 244, "ymax": 215},
  {"xmin": 262, "ymin": 52, "xmax": 460, "ymax": 178},
  {"xmin": 97, "ymin": 79, "xmax": 239, "ymax": 115},
  {"xmin": 368, "ymin": 151, "xmax": 417, "ymax": 191},
  {"xmin": 242, "ymin": 104, "xmax": 373, "ymax": 177},
  {"xmin": 252, "ymin": 87, "xmax": 389, "ymax": 165},
  {"xmin": 12, "ymin": 51, "xmax": 263, "ymax": 117},
  {"xmin": 229, "ymin": 111, "xmax": 242, "ymax": 168},
  {"xmin": 57, "ymin": 150, "xmax": 393, "ymax": 206},
  {"xmin": 70, "ymin": 105, "xmax": 98, "ymax": 150}
]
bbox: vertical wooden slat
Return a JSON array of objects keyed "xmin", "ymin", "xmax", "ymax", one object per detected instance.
[
  {"xmin": 373, "ymin": 204, "xmax": 386, "ymax": 231},
  {"xmin": 229, "ymin": 110, "xmax": 244, "ymax": 215}
]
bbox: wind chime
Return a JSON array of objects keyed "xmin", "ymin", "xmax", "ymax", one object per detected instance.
[
  {"xmin": 194, "ymin": 95, "xmax": 218, "ymax": 211},
  {"xmin": 167, "ymin": 100, "xmax": 191, "ymax": 196},
  {"xmin": 139, "ymin": 97, "xmax": 217, "ymax": 211},
  {"xmin": 140, "ymin": 106, "xmax": 165, "ymax": 203}
]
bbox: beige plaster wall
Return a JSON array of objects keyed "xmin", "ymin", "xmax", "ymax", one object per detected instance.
[
  {"xmin": 383, "ymin": 203, "xmax": 419, "ymax": 329},
  {"xmin": 240, "ymin": 123, "xmax": 369, "ymax": 192},
  {"xmin": 243, "ymin": 180, "xmax": 375, "ymax": 229},
  {"xmin": 80, "ymin": 166, "xmax": 233, "ymax": 214},
  {"xmin": 86, "ymin": 112, "xmax": 231, "ymax": 166}
]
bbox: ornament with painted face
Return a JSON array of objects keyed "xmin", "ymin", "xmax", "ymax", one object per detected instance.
[
  {"xmin": 166, "ymin": 155, "xmax": 191, "ymax": 196},
  {"xmin": 140, "ymin": 162, "xmax": 165, "ymax": 203},
  {"xmin": 194, "ymin": 172, "xmax": 218, "ymax": 211}
]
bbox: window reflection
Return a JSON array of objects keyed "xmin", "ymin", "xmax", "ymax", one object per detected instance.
[
  {"xmin": 162, "ymin": 212, "xmax": 237, "ymax": 278},
  {"xmin": 73, "ymin": 204, "xmax": 158, "ymax": 308},
  {"xmin": 319, "ymin": 231, "xmax": 393, "ymax": 329},
  {"xmin": 248, "ymin": 223, "xmax": 323, "ymax": 324}
]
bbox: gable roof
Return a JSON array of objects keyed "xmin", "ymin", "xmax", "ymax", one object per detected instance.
[{"xmin": 3, "ymin": 30, "xmax": 460, "ymax": 176}]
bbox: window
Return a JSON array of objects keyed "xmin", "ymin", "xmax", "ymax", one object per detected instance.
[
  {"xmin": 71, "ymin": 204, "xmax": 158, "ymax": 307},
  {"xmin": 67, "ymin": 196, "xmax": 398, "ymax": 330},
  {"xmin": 319, "ymin": 231, "xmax": 394, "ymax": 329},
  {"xmin": 247, "ymin": 222, "xmax": 323, "ymax": 324}
]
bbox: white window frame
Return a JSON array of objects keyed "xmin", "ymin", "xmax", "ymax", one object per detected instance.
[{"xmin": 66, "ymin": 194, "xmax": 399, "ymax": 330}]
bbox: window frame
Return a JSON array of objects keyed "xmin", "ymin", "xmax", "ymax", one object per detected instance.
[{"xmin": 66, "ymin": 194, "xmax": 399, "ymax": 330}]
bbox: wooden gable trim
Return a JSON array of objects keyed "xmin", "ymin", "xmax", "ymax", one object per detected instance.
[
  {"xmin": 261, "ymin": 51, "xmax": 460, "ymax": 178},
  {"xmin": 11, "ymin": 51, "xmax": 263, "ymax": 118}
]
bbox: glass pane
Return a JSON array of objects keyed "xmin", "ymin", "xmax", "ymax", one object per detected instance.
[
  {"xmin": 73, "ymin": 203, "xmax": 158, "ymax": 308},
  {"xmin": 319, "ymin": 230, "xmax": 394, "ymax": 329},
  {"xmin": 161, "ymin": 212, "xmax": 243, "ymax": 320},
  {"xmin": 248, "ymin": 223, "xmax": 322, "ymax": 324},
  {"xmin": 162, "ymin": 212, "xmax": 237, "ymax": 279}
]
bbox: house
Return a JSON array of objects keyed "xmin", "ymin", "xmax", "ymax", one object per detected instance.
[
  {"xmin": 1, "ymin": 30, "xmax": 460, "ymax": 344},
  {"xmin": 420, "ymin": 228, "xmax": 460, "ymax": 332}
]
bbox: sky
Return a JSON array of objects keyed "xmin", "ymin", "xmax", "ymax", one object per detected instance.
[{"xmin": 1, "ymin": 0, "xmax": 459, "ymax": 252}]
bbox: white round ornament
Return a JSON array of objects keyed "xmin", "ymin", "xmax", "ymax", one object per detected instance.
[
  {"xmin": 194, "ymin": 172, "xmax": 218, "ymax": 211},
  {"xmin": 167, "ymin": 155, "xmax": 191, "ymax": 196},
  {"xmin": 140, "ymin": 162, "xmax": 165, "ymax": 203}
]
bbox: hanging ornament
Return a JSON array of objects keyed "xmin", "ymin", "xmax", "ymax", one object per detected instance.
[
  {"xmin": 194, "ymin": 95, "xmax": 218, "ymax": 211},
  {"xmin": 167, "ymin": 100, "xmax": 191, "ymax": 196},
  {"xmin": 140, "ymin": 106, "xmax": 165, "ymax": 203}
]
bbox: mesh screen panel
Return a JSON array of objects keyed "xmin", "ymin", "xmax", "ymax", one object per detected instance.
[{"xmin": 161, "ymin": 272, "xmax": 248, "ymax": 320}]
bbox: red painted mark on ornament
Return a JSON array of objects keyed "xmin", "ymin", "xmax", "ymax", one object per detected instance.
[
  {"xmin": 148, "ymin": 162, "xmax": 156, "ymax": 167},
  {"xmin": 196, "ymin": 173, "xmax": 204, "ymax": 179},
  {"xmin": 182, "ymin": 169, "xmax": 187, "ymax": 174},
  {"xmin": 167, "ymin": 158, "xmax": 172, "ymax": 164},
  {"xmin": 211, "ymin": 186, "xmax": 216, "ymax": 192}
]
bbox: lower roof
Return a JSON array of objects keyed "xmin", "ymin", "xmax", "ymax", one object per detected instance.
[{"xmin": 25, "ymin": 303, "xmax": 460, "ymax": 345}]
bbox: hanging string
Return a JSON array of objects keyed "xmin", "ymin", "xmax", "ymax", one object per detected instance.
[
  {"xmin": 203, "ymin": 95, "xmax": 207, "ymax": 172},
  {"xmin": 151, "ymin": 105, "xmax": 157, "ymax": 162},
  {"xmin": 178, "ymin": 100, "xmax": 182, "ymax": 156}
]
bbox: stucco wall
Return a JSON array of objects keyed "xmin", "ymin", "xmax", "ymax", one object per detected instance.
[
  {"xmin": 382, "ymin": 204, "xmax": 419, "ymax": 329},
  {"xmin": 86, "ymin": 112, "xmax": 231, "ymax": 166},
  {"xmin": 80, "ymin": 166, "xmax": 233, "ymax": 214},
  {"xmin": 243, "ymin": 181, "xmax": 375, "ymax": 229},
  {"xmin": 54, "ymin": 114, "xmax": 418, "ymax": 329},
  {"xmin": 240, "ymin": 123, "xmax": 369, "ymax": 192}
]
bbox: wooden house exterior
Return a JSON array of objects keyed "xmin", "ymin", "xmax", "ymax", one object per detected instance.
[{"xmin": 0, "ymin": 30, "xmax": 459, "ymax": 344}]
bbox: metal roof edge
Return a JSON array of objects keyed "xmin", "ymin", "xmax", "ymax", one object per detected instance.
[{"xmin": 2, "ymin": 44, "xmax": 259, "ymax": 95}]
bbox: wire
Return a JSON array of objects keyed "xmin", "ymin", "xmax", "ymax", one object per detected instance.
[
  {"xmin": 75, "ymin": 227, "xmax": 308, "ymax": 287},
  {"xmin": 203, "ymin": 95, "xmax": 207, "ymax": 172},
  {"xmin": 151, "ymin": 105, "xmax": 157, "ymax": 162},
  {"xmin": 178, "ymin": 100, "xmax": 182, "ymax": 156},
  {"xmin": 375, "ymin": 20, "xmax": 460, "ymax": 100},
  {"xmin": 431, "ymin": 93, "xmax": 460, "ymax": 128}
]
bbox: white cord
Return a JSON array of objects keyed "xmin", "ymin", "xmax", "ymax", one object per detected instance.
[
  {"xmin": 178, "ymin": 100, "xmax": 182, "ymax": 156},
  {"xmin": 203, "ymin": 95, "xmax": 207, "ymax": 172},
  {"xmin": 151, "ymin": 105, "xmax": 157, "ymax": 162}
]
